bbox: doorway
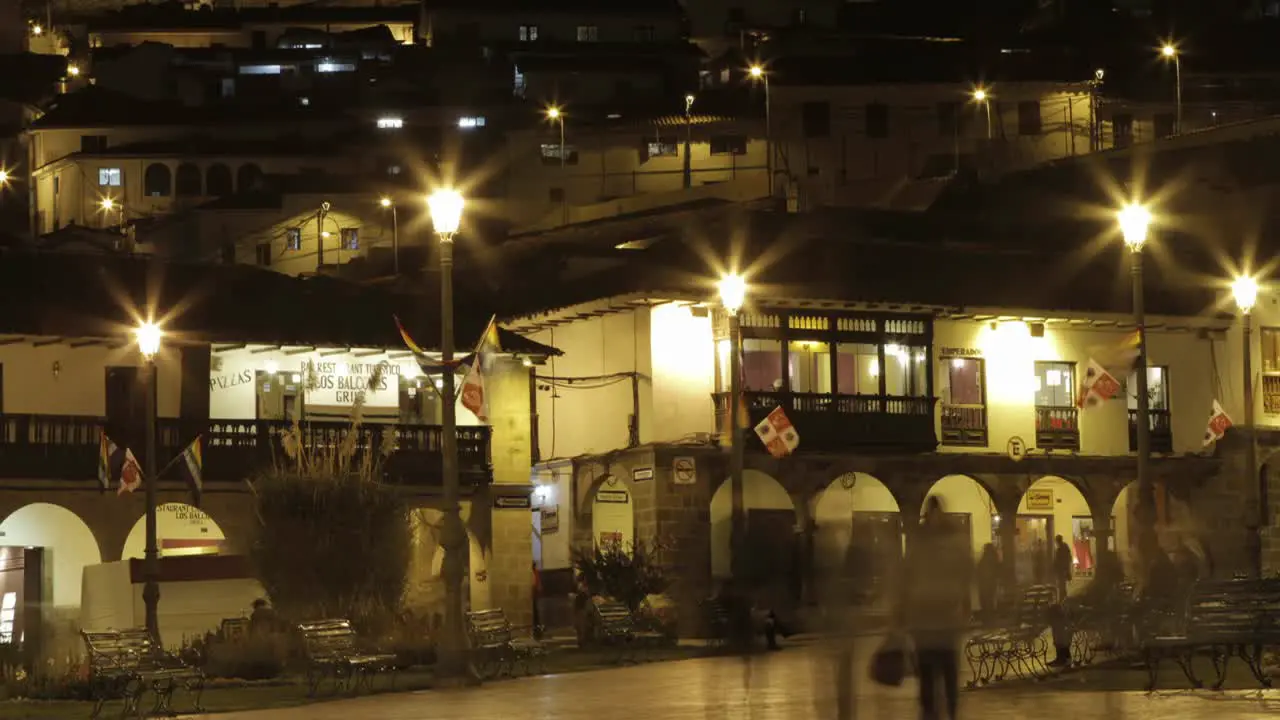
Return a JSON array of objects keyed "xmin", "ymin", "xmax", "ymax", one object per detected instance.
[
  {"xmin": 1013, "ymin": 515, "xmax": 1053, "ymax": 586},
  {"xmin": 255, "ymin": 370, "xmax": 302, "ymax": 421}
]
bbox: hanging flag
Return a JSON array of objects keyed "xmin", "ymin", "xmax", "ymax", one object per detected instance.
[
  {"xmin": 393, "ymin": 315, "xmax": 427, "ymax": 355},
  {"xmin": 117, "ymin": 449, "xmax": 143, "ymax": 495},
  {"xmin": 477, "ymin": 317, "xmax": 503, "ymax": 353},
  {"xmin": 178, "ymin": 436, "xmax": 203, "ymax": 506},
  {"xmin": 460, "ymin": 358, "xmax": 487, "ymax": 421},
  {"xmin": 97, "ymin": 432, "xmax": 122, "ymax": 493},
  {"xmin": 1203, "ymin": 400, "xmax": 1233, "ymax": 446},
  {"xmin": 1076, "ymin": 358, "xmax": 1121, "ymax": 409},
  {"xmin": 754, "ymin": 406, "xmax": 800, "ymax": 458}
]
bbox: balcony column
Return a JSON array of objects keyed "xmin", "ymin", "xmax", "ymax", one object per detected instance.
[{"xmin": 994, "ymin": 491, "xmax": 1021, "ymax": 591}]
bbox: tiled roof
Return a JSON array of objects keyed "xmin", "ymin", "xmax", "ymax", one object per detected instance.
[{"xmin": 0, "ymin": 250, "xmax": 559, "ymax": 355}]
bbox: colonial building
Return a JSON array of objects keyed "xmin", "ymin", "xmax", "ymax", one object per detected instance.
[
  {"xmin": 501, "ymin": 206, "xmax": 1241, "ymax": 630},
  {"xmin": 0, "ymin": 251, "xmax": 551, "ymax": 656}
]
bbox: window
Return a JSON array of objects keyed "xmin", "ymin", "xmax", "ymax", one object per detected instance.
[
  {"xmin": 710, "ymin": 135, "xmax": 748, "ymax": 155},
  {"xmin": 0, "ymin": 592, "xmax": 16, "ymax": 644},
  {"xmin": 255, "ymin": 243, "xmax": 271, "ymax": 266},
  {"xmin": 865, "ymin": 103, "xmax": 889, "ymax": 138},
  {"xmin": 1113, "ymin": 113, "xmax": 1134, "ymax": 148},
  {"xmin": 1263, "ymin": 328, "xmax": 1280, "ymax": 374},
  {"xmin": 802, "ymin": 101, "xmax": 831, "ymax": 138},
  {"xmin": 1153, "ymin": 112, "xmax": 1175, "ymax": 138},
  {"xmin": 285, "ymin": 228, "xmax": 302, "ymax": 251},
  {"xmin": 98, "ymin": 167, "xmax": 122, "ymax": 186},
  {"xmin": 316, "ymin": 61, "xmax": 356, "ymax": 73},
  {"xmin": 633, "ymin": 24, "xmax": 655, "ymax": 41},
  {"xmin": 941, "ymin": 357, "xmax": 987, "ymax": 446},
  {"xmin": 937, "ymin": 102, "xmax": 960, "ymax": 137},
  {"xmin": 1034, "ymin": 361, "xmax": 1075, "ymax": 407},
  {"xmin": 519, "ymin": 24, "xmax": 538, "ymax": 41},
  {"xmin": 788, "ymin": 341, "xmax": 831, "ymax": 394},
  {"xmin": 645, "ymin": 141, "xmax": 678, "ymax": 159},
  {"xmin": 81, "ymin": 135, "xmax": 107, "ymax": 152},
  {"xmin": 175, "ymin": 163, "xmax": 201, "ymax": 197},
  {"xmin": 742, "ymin": 338, "xmax": 782, "ymax": 391},
  {"xmin": 238, "ymin": 64, "xmax": 282, "ymax": 75},
  {"xmin": 377, "ymin": 116, "xmax": 404, "ymax": 129},
  {"xmin": 206, "ymin": 164, "xmax": 233, "ymax": 197},
  {"xmin": 514, "ymin": 66, "xmax": 526, "ymax": 97},
  {"xmin": 143, "ymin": 163, "xmax": 171, "ymax": 197},
  {"xmin": 540, "ymin": 143, "xmax": 579, "ymax": 165},
  {"xmin": 835, "ymin": 343, "xmax": 880, "ymax": 395},
  {"xmin": 457, "ymin": 116, "xmax": 486, "ymax": 129},
  {"xmin": 340, "ymin": 228, "xmax": 359, "ymax": 250},
  {"xmin": 1127, "ymin": 366, "xmax": 1169, "ymax": 411},
  {"xmin": 220, "ymin": 78, "xmax": 235, "ymax": 98},
  {"xmin": 1017, "ymin": 101, "xmax": 1042, "ymax": 135},
  {"xmin": 884, "ymin": 344, "xmax": 928, "ymax": 396},
  {"xmin": 576, "ymin": 25, "xmax": 599, "ymax": 42}
]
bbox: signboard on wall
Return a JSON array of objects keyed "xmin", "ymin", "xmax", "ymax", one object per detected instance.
[
  {"xmin": 632, "ymin": 468, "xmax": 654, "ymax": 482},
  {"xmin": 673, "ymin": 457, "xmax": 696, "ymax": 485},
  {"xmin": 1025, "ymin": 488, "xmax": 1054, "ymax": 511},
  {"xmin": 596, "ymin": 490, "xmax": 629, "ymax": 504},
  {"xmin": 494, "ymin": 495, "xmax": 532, "ymax": 510},
  {"xmin": 158, "ymin": 503, "xmax": 211, "ymax": 527},
  {"xmin": 541, "ymin": 506, "xmax": 560, "ymax": 534},
  {"xmin": 209, "ymin": 350, "xmax": 415, "ymax": 410}
]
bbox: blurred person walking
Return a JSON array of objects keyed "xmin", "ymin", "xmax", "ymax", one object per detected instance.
[
  {"xmin": 1053, "ymin": 535, "xmax": 1073, "ymax": 602},
  {"xmin": 897, "ymin": 497, "xmax": 972, "ymax": 720},
  {"xmin": 975, "ymin": 544, "xmax": 999, "ymax": 623}
]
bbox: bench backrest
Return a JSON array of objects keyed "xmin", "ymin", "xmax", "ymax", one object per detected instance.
[
  {"xmin": 297, "ymin": 619, "xmax": 359, "ymax": 660},
  {"xmin": 82, "ymin": 628, "xmax": 159, "ymax": 672},
  {"xmin": 1184, "ymin": 578, "xmax": 1280, "ymax": 639},
  {"xmin": 594, "ymin": 601, "xmax": 636, "ymax": 632},
  {"xmin": 1015, "ymin": 585, "xmax": 1057, "ymax": 624},
  {"xmin": 466, "ymin": 609, "xmax": 514, "ymax": 646}
]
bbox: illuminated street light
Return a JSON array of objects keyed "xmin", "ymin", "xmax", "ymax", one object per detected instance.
[
  {"xmin": 67, "ymin": 64, "xmax": 80, "ymax": 77},
  {"xmin": 1160, "ymin": 43, "xmax": 1182, "ymax": 134},
  {"xmin": 719, "ymin": 271, "xmax": 749, "ymax": 587},
  {"xmin": 1233, "ymin": 271, "xmax": 1263, "ymax": 574},
  {"xmin": 380, "ymin": 197, "xmax": 398, "ymax": 274},
  {"xmin": 747, "ymin": 65, "xmax": 773, "ymax": 197},
  {"xmin": 1117, "ymin": 203, "xmax": 1152, "ymax": 252},
  {"xmin": 0, "ymin": 170, "xmax": 8, "ymax": 186},
  {"xmin": 100, "ymin": 197, "xmax": 115, "ymax": 211},
  {"xmin": 972, "ymin": 88, "xmax": 992, "ymax": 139},
  {"xmin": 717, "ymin": 272, "xmax": 747, "ymax": 315},
  {"xmin": 379, "ymin": 196, "xmax": 392, "ymax": 208},
  {"xmin": 133, "ymin": 319, "xmax": 163, "ymax": 639},
  {"xmin": 427, "ymin": 185, "xmax": 467, "ymax": 678},
  {"xmin": 545, "ymin": 105, "xmax": 560, "ymax": 120},
  {"xmin": 31, "ymin": 24, "xmax": 42, "ymax": 36}
]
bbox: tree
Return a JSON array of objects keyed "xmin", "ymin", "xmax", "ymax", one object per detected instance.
[{"xmin": 572, "ymin": 538, "xmax": 670, "ymax": 612}]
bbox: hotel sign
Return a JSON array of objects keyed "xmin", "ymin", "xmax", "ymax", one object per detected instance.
[{"xmin": 939, "ymin": 347, "xmax": 982, "ymax": 357}]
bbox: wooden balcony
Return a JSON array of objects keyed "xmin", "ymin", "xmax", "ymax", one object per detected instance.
[
  {"xmin": 940, "ymin": 404, "xmax": 988, "ymax": 447},
  {"xmin": 1128, "ymin": 409, "xmax": 1174, "ymax": 454},
  {"xmin": 0, "ymin": 414, "xmax": 491, "ymax": 486},
  {"xmin": 1035, "ymin": 407, "xmax": 1079, "ymax": 451},
  {"xmin": 714, "ymin": 391, "xmax": 937, "ymax": 453}
]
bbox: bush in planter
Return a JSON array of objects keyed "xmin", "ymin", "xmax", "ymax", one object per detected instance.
[
  {"xmin": 203, "ymin": 632, "xmax": 290, "ymax": 680},
  {"xmin": 247, "ymin": 379, "xmax": 413, "ymax": 633},
  {"xmin": 573, "ymin": 537, "xmax": 671, "ymax": 613}
]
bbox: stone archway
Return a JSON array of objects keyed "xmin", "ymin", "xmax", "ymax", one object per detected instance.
[
  {"xmin": 710, "ymin": 470, "xmax": 796, "ymax": 588},
  {"xmin": 923, "ymin": 474, "xmax": 997, "ymax": 563},
  {"xmin": 0, "ymin": 502, "xmax": 101, "ymax": 610},
  {"xmin": 810, "ymin": 472, "xmax": 901, "ymax": 606},
  {"xmin": 1015, "ymin": 476, "xmax": 1094, "ymax": 593},
  {"xmin": 1111, "ymin": 480, "xmax": 1204, "ymax": 580},
  {"xmin": 122, "ymin": 503, "xmax": 227, "ymax": 560},
  {"xmin": 589, "ymin": 475, "xmax": 636, "ymax": 551}
]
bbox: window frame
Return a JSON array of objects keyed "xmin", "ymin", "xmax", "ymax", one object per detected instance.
[
  {"xmin": 98, "ymin": 167, "xmax": 122, "ymax": 187},
  {"xmin": 339, "ymin": 227, "xmax": 359, "ymax": 251},
  {"xmin": 518, "ymin": 24, "xmax": 538, "ymax": 41},
  {"xmin": 1034, "ymin": 360, "xmax": 1076, "ymax": 408},
  {"xmin": 939, "ymin": 356, "xmax": 988, "ymax": 447},
  {"xmin": 575, "ymin": 25, "xmax": 599, "ymax": 42},
  {"xmin": 285, "ymin": 227, "xmax": 302, "ymax": 251}
]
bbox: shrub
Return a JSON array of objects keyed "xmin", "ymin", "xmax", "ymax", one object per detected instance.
[
  {"xmin": 203, "ymin": 633, "xmax": 289, "ymax": 680},
  {"xmin": 247, "ymin": 373, "xmax": 413, "ymax": 631},
  {"xmin": 572, "ymin": 538, "xmax": 670, "ymax": 612}
]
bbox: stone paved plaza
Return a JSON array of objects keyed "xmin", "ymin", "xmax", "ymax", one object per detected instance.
[{"xmin": 203, "ymin": 641, "xmax": 1280, "ymax": 720}]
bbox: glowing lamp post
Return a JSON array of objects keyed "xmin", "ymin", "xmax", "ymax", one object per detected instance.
[
  {"xmin": 427, "ymin": 187, "xmax": 467, "ymax": 677},
  {"xmin": 1161, "ymin": 44, "xmax": 1182, "ymax": 135},
  {"xmin": 133, "ymin": 321, "xmax": 163, "ymax": 640},
  {"xmin": 1233, "ymin": 274, "xmax": 1263, "ymax": 574},
  {"xmin": 380, "ymin": 196, "xmax": 399, "ymax": 275},
  {"xmin": 973, "ymin": 88, "xmax": 992, "ymax": 140},
  {"xmin": 748, "ymin": 65, "xmax": 772, "ymax": 198},
  {"xmin": 1117, "ymin": 203, "xmax": 1158, "ymax": 566},
  {"xmin": 718, "ymin": 273, "xmax": 748, "ymax": 581}
]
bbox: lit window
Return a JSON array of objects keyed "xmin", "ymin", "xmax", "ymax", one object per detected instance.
[
  {"xmin": 540, "ymin": 143, "xmax": 578, "ymax": 165},
  {"xmin": 1034, "ymin": 361, "xmax": 1075, "ymax": 407},
  {"xmin": 0, "ymin": 591, "xmax": 15, "ymax": 643},
  {"xmin": 377, "ymin": 116, "xmax": 404, "ymax": 129},
  {"xmin": 519, "ymin": 24, "xmax": 538, "ymax": 41},
  {"xmin": 285, "ymin": 228, "xmax": 301, "ymax": 250},
  {"xmin": 458, "ymin": 116, "xmax": 486, "ymax": 129},
  {"xmin": 98, "ymin": 168, "xmax": 122, "ymax": 186},
  {"xmin": 340, "ymin": 228, "xmax": 359, "ymax": 250},
  {"xmin": 238, "ymin": 64, "xmax": 282, "ymax": 75},
  {"xmin": 316, "ymin": 61, "xmax": 356, "ymax": 73},
  {"xmin": 299, "ymin": 96, "xmax": 310, "ymax": 107},
  {"xmin": 646, "ymin": 141, "xmax": 677, "ymax": 158},
  {"xmin": 788, "ymin": 341, "xmax": 832, "ymax": 394},
  {"xmin": 513, "ymin": 66, "xmax": 526, "ymax": 97},
  {"xmin": 576, "ymin": 25, "xmax": 599, "ymax": 41}
]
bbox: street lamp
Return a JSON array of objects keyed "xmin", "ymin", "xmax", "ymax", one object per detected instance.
[
  {"xmin": 380, "ymin": 196, "xmax": 399, "ymax": 275},
  {"xmin": 426, "ymin": 187, "xmax": 467, "ymax": 677},
  {"xmin": 1233, "ymin": 273, "xmax": 1262, "ymax": 574},
  {"xmin": 0, "ymin": 170, "xmax": 8, "ymax": 187},
  {"xmin": 100, "ymin": 196, "xmax": 124, "ymax": 228},
  {"xmin": 972, "ymin": 88, "xmax": 992, "ymax": 140},
  {"xmin": 748, "ymin": 65, "xmax": 772, "ymax": 198},
  {"xmin": 1117, "ymin": 202, "xmax": 1158, "ymax": 566},
  {"xmin": 1161, "ymin": 44, "xmax": 1182, "ymax": 135},
  {"xmin": 133, "ymin": 320, "xmax": 163, "ymax": 641},
  {"xmin": 718, "ymin": 273, "xmax": 747, "ymax": 583},
  {"xmin": 67, "ymin": 64, "xmax": 80, "ymax": 77},
  {"xmin": 545, "ymin": 106, "xmax": 566, "ymax": 223}
]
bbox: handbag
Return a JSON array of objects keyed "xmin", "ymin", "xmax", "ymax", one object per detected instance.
[{"xmin": 868, "ymin": 634, "xmax": 907, "ymax": 687}]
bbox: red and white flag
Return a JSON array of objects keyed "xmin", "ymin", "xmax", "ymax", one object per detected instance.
[
  {"xmin": 1077, "ymin": 358, "xmax": 1122, "ymax": 409},
  {"xmin": 754, "ymin": 406, "xmax": 800, "ymax": 458},
  {"xmin": 460, "ymin": 359, "xmax": 487, "ymax": 422},
  {"xmin": 117, "ymin": 449, "xmax": 143, "ymax": 495},
  {"xmin": 1203, "ymin": 400, "xmax": 1233, "ymax": 447}
]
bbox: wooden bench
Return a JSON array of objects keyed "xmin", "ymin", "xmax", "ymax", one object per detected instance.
[
  {"xmin": 81, "ymin": 628, "xmax": 204, "ymax": 719},
  {"xmin": 704, "ymin": 598, "xmax": 733, "ymax": 648},
  {"xmin": 1143, "ymin": 578, "xmax": 1280, "ymax": 691},
  {"xmin": 1064, "ymin": 581, "xmax": 1139, "ymax": 666},
  {"xmin": 594, "ymin": 600, "xmax": 665, "ymax": 663},
  {"xmin": 465, "ymin": 608, "xmax": 548, "ymax": 679},
  {"xmin": 297, "ymin": 619, "xmax": 397, "ymax": 696},
  {"xmin": 964, "ymin": 584, "xmax": 1056, "ymax": 686}
]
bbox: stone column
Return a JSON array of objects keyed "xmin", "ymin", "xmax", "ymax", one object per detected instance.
[
  {"xmin": 480, "ymin": 357, "xmax": 534, "ymax": 626},
  {"xmin": 651, "ymin": 447, "xmax": 715, "ymax": 637}
]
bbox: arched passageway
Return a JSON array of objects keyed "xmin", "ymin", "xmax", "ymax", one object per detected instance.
[
  {"xmin": 0, "ymin": 503, "xmax": 101, "ymax": 609},
  {"xmin": 1015, "ymin": 476, "xmax": 1093, "ymax": 594},
  {"xmin": 810, "ymin": 472, "xmax": 901, "ymax": 606}
]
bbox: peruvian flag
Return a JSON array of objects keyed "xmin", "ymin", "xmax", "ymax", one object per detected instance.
[
  {"xmin": 754, "ymin": 406, "xmax": 800, "ymax": 458},
  {"xmin": 1202, "ymin": 400, "xmax": 1233, "ymax": 447},
  {"xmin": 1077, "ymin": 358, "xmax": 1121, "ymax": 409}
]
